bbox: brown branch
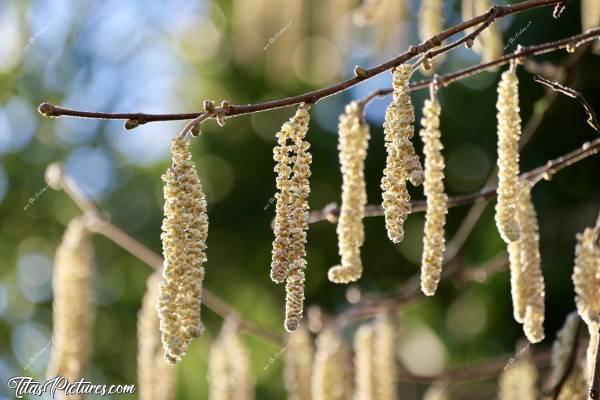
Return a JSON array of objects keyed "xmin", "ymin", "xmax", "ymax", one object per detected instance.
[
  {"xmin": 38, "ymin": 0, "xmax": 567, "ymax": 129},
  {"xmin": 47, "ymin": 165, "xmax": 284, "ymax": 346},
  {"xmin": 533, "ymin": 75, "xmax": 600, "ymax": 133},
  {"xmin": 359, "ymin": 28, "xmax": 600, "ymax": 108},
  {"xmin": 397, "ymin": 348, "xmax": 552, "ymax": 384},
  {"xmin": 308, "ymin": 137, "xmax": 600, "ymax": 225}
]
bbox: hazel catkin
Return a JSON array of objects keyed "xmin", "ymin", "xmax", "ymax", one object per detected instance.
[
  {"xmin": 572, "ymin": 225, "xmax": 600, "ymax": 326},
  {"xmin": 47, "ymin": 218, "xmax": 95, "ymax": 386},
  {"xmin": 284, "ymin": 326, "xmax": 313, "ymax": 400},
  {"xmin": 311, "ymin": 328, "xmax": 352, "ymax": 400},
  {"xmin": 158, "ymin": 137, "xmax": 209, "ymax": 363},
  {"xmin": 353, "ymin": 324, "xmax": 375, "ymax": 400},
  {"xmin": 498, "ymin": 359, "xmax": 538, "ymax": 400},
  {"xmin": 138, "ymin": 273, "xmax": 176, "ymax": 400},
  {"xmin": 419, "ymin": 95, "xmax": 448, "ymax": 297},
  {"xmin": 517, "ymin": 185, "xmax": 545, "ymax": 343},
  {"xmin": 381, "ymin": 65, "xmax": 423, "ymax": 243},
  {"xmin": 372, "ymin": 314, "xmax": 398, "ymax": 400},
  {"xmin": 495, "ymin": 67, "xmax": 522, "ymax": 243},
  {"xmin": 547, "ymin": 312, "xmax": 581, "ymax": 394},
  {"xmin": 328, "ymin": 102, "xmax": 370, "ymax": 284},
  {"xmin": 270, "ymin": 106, "xmax": 312, "ymax": 332},
  {"xmin": 208, "ymin": 323, "xmax": 255, "ymax": 400},
  {"xmin": 462, "ymin": 0, "xmax": 503, "ymax": 64}
]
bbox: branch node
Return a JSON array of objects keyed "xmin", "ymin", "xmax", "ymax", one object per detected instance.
[
  {"xmin": 354, "ymin": 65, "xmax": 368, "ymax": 79},
  {"xmin": 38, "ymin": 102, "xmax": 58, "ymax": 117},
  {"xmin": 465, "ymin": 38, "xmax": 475, "ymax": 49},
  {"xmin": 203, "ymin": 100, "xmax": 216, "ymax": 113},
  {"xmin": 124, "ymin": 119, "xmax": 140, "ymax": 130}
]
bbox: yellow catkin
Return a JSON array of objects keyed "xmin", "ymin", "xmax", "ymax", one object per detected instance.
[
  {"xmin": 137, "ymin": 273, "xmax": 176, "ymax": 400},
  {"xmin": 353, "ymin": 324, "xmax": 375, "ymax": 400},
  {"xmin": 381, "ymin": 65, "xmax": 423, "ymax": 243},
  {"xmin": 372, "ymin": 315, "xmax": 398, "ymax": 400},
  {"xmin": 548, "ymin": 312, "xmax": 580, "ymax": 390},
  {"xmin": 517, "ymin": 185, "xmax": 545, "ymax": 343},
  {"xmin": 498, "ymin": 359, "xmax": 538, "ymax": 400},
  {"xmin": 419, "ymin": 95, "xmax": 448, "ymax": 297},
  {"xmin": 270, "ymin": 107, "xmax": 312, "ymax": 332},
  {"xmin": 572, "ymin": 226, "xmax": 600, "ymax": 325},
  {"xmin": 587, "ymin": 322, "xmax": 600, "ymax": 386},
  {"xmin": 495, "ymin": 68, "xmax": 522, "ymax": 243},
  {"xmin": 158, "ymin": 137, "xmax": 209, "ymax": 363},
  {"xmin": 328, "ymin": 102, "xmax": 370, "ymax": 284},
  {"xmin": 47, "ymin": 218, "xmax": 95, "ymax": 388},
  {"xmin": 284, "ymin": 326, "xmax": 313, "ymax": 400},
  {"xmin": 312, "ymin": 329, "xmax": 352, "ymax": 400},
  {"xmin": 208, "ymin": 325, "xmax": 255, "ymax": 400},
  {"xmin": 581, "ymin": 0, "xmax": 600, "ymax": 54},
  {"xmin": 461, "ymin": 0, "xmax": 503, "ymax": 64},
  {"xmin": 508, "ymin": 239, "xmax": 527, "ymax": 324},
  {"xmin": 208, "ymin": 337, "xmax": 230, "ymax": 400}
]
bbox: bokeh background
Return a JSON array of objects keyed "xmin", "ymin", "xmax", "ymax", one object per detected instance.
[{"xmin": 0, "ymin": 0, "xmax": 599, "ymax": 398}]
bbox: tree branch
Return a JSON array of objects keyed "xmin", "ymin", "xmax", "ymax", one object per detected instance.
[
  {"xmin": 308, "ymin": 137, "xmax": 600, "ymax": 225},
  {"xmin": 47, "ymin": 165, "xmax": 284, "ymax": 346},
  {"xmin": 533, "ymin": 75, "xmax": 600, "ymax": 133},
  {"xmin": 38, "ymin": 0, "xmax": 568, "ymax": 130}
]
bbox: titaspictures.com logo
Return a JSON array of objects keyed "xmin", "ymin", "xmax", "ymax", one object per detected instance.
[{"xmin": 7, "ymin": 376, "xmax": 136, "ymax": 398}]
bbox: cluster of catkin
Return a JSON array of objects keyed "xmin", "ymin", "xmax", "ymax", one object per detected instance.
[
  {"xmin": 282, "ymin": 316, "xmax": 398, "ymax": 400},
  {"xmin": 328, "ymin": 101, "xmax": 370, "ymax": 284},
  {"xmin": 571, "ymin": 221, "xmax": 600, "ymax": 385},
  {"xmin": 158, "ymin": 137, "xmax": 209, "ymax": 363},
  {"xmin": 353, "ymin": 315, "xmax": 398, "ymax": 400},
  {"xmin": 419, "ymin": 92, "xmax": 447, "ymax": 297},
  {"xmin": 507, "ymin": 184, "xmax": 545, "ymax": 343},
  {"xmin": 495, "ymin": 67, "xmax": 522, "ymax": 244},
  {"xmin": 47, "ymin": 218, "xmax": 95, "ymax": 389},
  {"xmin": 208, "ymin": 322, "xmax": 255, "ymax": 400},
  {"xmin": 461, "ymin": 0, "xmax": 503, "ymax": 64},
  {"xmin": 381, "ymin": 65, "xmax": 423, "ymax": 243},
  {"xmin": 270, "ymin": 106, "xmax": 312, "ymax": 332},
  {"xmin": 137, "ymin": 273, "xmax": 176, "ymax": 400}
]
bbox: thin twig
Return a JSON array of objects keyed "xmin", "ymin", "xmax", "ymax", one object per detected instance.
[
  {"xmin": 359, "ymin": 28, "xmax": 600, "ymax": 108},
  {"xmin": 533, "ymin": 75, "xmax": 600, "ymax": 133},
  {"xmin": 308, "ymin": 137, "xmax": 600, "ymax": 224},
  {"xmin": 38, "ymin": 0, "xmax": 568, "ymax": 129},
  {"xmin": 51, "ymin": 167, "xmax": 284, "ymax": 346}
]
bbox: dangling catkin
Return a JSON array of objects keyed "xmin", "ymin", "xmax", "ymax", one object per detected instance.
[
  {"xmin": 47, "ymin": 218, "xmax": 95, "ymax": 385},
  {"xmin": 353, "ymin": 324, "xmax": 375, "ymax": 400},
  {"xmin": 381, "ymin": 65, "xmax": 423, "ymax": 243},
  {"xmin": 138, "ymin": 273, "xmax": 176, "ymax": 400},
  {"xmin": 158, "ymin": 137, "xmax": 209, "ymax": 363},
  {"xmin": 372, "ymin": 315, "xmax": 398, "ymax": 400},
  {"xmin": 572, "ymin": 225, "xmax": 600, "ymax": 326},
  {"xmin": 270, "ymin": 106, "xmax": 312, "ymax": 332},
  {"xmin": 508, "ymin": 238, "xmax": 527, "ymax": 324},
  {"xmin": 418, "ymin": 0, "xmax": 445, "ymax": 70},
  {"xmin": 419, "ymin": 94, "xmax": 447, "ymax": 297},
  {"xmin": 516, "ymin": 185, "xmax": 545, "ymax": 343},
  {"xmin": 208, "ymin": 323, "xmax": 255, "ymax": 400},
  {"xmin": 495, "ymin": 67, "xmax": 522, "ymax": 243},
  {"xmin": 556, "ymin": 362, "xmax": 587, "ymax": 400},
  {"xmin": 284, "ymin": 326, "xmax": 313, "ymax": 400},
  {"xmin": 581, "ymin": 0, "xmax": 600, "ymax": 54},
  {"xmin": 328, "ymin": 102, "xmax": 370, "ymax": 284},
  {"xmin": 498, "ymin": 359, "xmax": 538, "ymax": 400},
  {"xmin": 547, "ymin": 312, "xmax": 580, "ymax": 390},
  {"xmin": 312, "ymin": 329, "xmax": 352, "ymax": 400}
]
